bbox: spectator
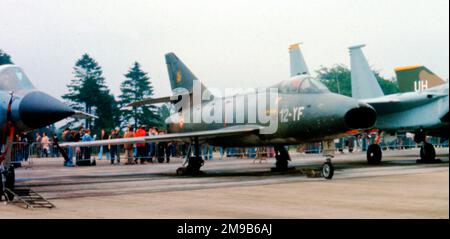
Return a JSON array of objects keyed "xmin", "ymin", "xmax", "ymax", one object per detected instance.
[
  {"xmin": 35, "ymin": 133, "xmax": 42, "ymax": 158},
  {"xmin": 98, "ymin": 128, "xmax": 110, "ymax": 161},
  {"xmin": 109, "ymin": 128, "xmax": 121, "ymax": 165},
  {"xmin": 41, "ymin": 133, "xmax": 50, "ymax": 158},
  {"xmin": 156, "ymin": 131, "xmax": 170, "ymax": 163},
  {"xmin": 80, "ymin": 129, "xmax": 94, "ymax": 166},
  {"xmin": 123, "ymin": 126, "xmax": 135, "ymax": 165},
  {"xmin": 51, "ymin": 134, "xmax": 60, "ymax": 157},
  {"xmin": 62, "ymin": 128, "xmax": 74, "ymax": 167},
  {"xmin": 21, "ymin": 132, "xmax": 30, "ymax": 162},
  {"xmin": 147, "ymin": 127, "xmax": 158, "ymax": 163},
  {"xmin": 135, "ymin": 125, "xmax": 147, "ymax": 164},
  {"xmin": 202, "ymin": 144, "xmax": 213, "ymax": 160},
  {"xmin": 74, "ymin": 126, "xmax": 84, "ymax": 161}
]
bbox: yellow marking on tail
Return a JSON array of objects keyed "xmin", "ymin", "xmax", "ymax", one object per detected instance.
[
  {"xmin": 289, "ymin": 44, "xmax": 300, "ymax": 50},
  {"xmin": 394, "ymin": 65, "xmax": 422, "ymax": 72},
  {"xmin": 176, "ymin": 70, "xmax": 182, "ymax": 83}
]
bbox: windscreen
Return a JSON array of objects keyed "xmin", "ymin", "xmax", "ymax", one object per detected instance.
[
  {"xmin": 0, "ymin": 65, "xmax": 36, "ymax": 91},
  {"xmin": 277, "ymin": 76, "xmax": 330, "ymax": 94}
]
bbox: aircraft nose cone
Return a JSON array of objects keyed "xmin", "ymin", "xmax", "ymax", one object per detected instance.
[
  {"xmin": 344, "ymin": 103, "xmax": 377, "ymax": 129},
  {"xmin": 19, "ymin": 91, "xmax": 75, "ymax": 129}
]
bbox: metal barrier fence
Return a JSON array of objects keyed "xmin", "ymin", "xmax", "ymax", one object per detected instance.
[{"xmin": 7, "ymin": 139, "xmax": 449, "ymax": 166}]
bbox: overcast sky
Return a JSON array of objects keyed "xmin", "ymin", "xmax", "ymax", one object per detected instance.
[{"xmin": 1, "ymin": 0, "xmax": 448, "ymax": 100}]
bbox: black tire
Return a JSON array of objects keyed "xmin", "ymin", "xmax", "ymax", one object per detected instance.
[
  {"xmin": 420, "ymin": 142, "xmax": 436, "ymax": 162},
  {"xmin": 322, "ymin": 162, "xmax": 334, "ymax": 180},
  {"xmin": 367, "ymin": 144, "xmax": 382, "ymax": 165}
]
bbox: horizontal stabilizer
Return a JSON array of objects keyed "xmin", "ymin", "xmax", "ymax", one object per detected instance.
[
  {"xmin": 71, "ymin": 110, "xmax": 98, "ymax": 119},
  {"xmin": 125, "ymin": 96, "xmax": 173, "ymax": 108}
]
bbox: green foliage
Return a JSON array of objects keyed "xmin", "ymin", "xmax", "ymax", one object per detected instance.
[
  {"xmin": 157, "ymin": 104, "xmax": 172, "ymax": 129},
  {"xmin": 62, "ymin": 53, "xmax": 119, "ymax": 132},
  {"xmin": 0, "ymin": 49, "xmax": 13, "ymax": 65},
  {"xmin": 375, "ymin": 74, "xmax": 401, "ymax": 95},
  {"xmin": 316, "ymin": 65, "xmax": 400, "ymax": 97},
  {"xmin": 119, "ymin": 62, "xmax": 160, "ymax": 128},
  {"xmin": 316, "ymin": 64, "xmax": 352, "ymax": 96}
]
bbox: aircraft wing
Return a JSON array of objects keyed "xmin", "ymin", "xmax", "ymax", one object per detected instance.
[
  {"xmin": 59, "ymin": 126, "xmax": 261, "ymax": 148},
  {"xmin": 361, "ymin": 97, "xmax": 400, "ymax": 105},
  {"xmin": 71, "ymin": 110, "xmax": 99, "ymax": 119},
  {"xmin": 362, "ymin": 92, "xmax": 447, "ymax": 114},
  {"xmin": 125, "ymin": 96, "xmax": 173, "ymax": 107}
]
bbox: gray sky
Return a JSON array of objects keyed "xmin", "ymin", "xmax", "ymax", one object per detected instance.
[{"xmin": 1, "ymin": 0, "xmax": 448, "ymax": 100}]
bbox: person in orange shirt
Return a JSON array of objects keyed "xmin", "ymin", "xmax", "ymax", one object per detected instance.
[{"xmin": 134, "ymin": 125, "xmax": 147, "ymax": 164}]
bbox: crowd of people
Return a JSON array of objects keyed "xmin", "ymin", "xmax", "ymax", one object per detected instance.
[
  {"xmin": 9, "ymin": 126, "xmax": 448, "ymax": 168},
  {"xmin": 59, "ymin": 125, "xmax": 177, "ymax": 167}
]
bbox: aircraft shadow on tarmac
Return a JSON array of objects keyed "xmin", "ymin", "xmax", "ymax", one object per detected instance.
[{"xmin": 16, "ymin": 154, "xmax": 449, "ymax": 188}]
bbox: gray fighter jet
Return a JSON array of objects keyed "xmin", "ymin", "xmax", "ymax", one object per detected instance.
[
  {"xmin": 348, "ymin": 45, "xmax": 449, "ymax": 164},
  {"xmin": 0, "ymin": 64, "xmax": 93, "ymax": 199},
  {"xmin": 61, "ymin": 50, "xmax": 377, "ymax": 180}
]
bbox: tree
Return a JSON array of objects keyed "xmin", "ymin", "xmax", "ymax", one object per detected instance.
[
  {"xmin": 157, "ymin": 104, "xmax": 172, "ymax": 129},
  {"xmin": 62, "ymin": 54, "xmax": 119, "ymax": 133},
  {"xmin": 119, "ymin": 62, "xmax": 160, "ymax": 128},
  {"xmin": 0, "ymin": 49, "xmax": 13, "ymax": 65},
  {"xmin": 316, "ymin": 65, "xmax": 400, "ymax": 97}
]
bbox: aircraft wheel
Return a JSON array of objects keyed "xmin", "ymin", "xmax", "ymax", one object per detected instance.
[
  {"xmin": 176, "ymin": 167, "xmax": 187, "ymax": 175},
  {"xmin": 367, "ymin": 144, "xmax": 382, "ymax": 165},
  {"xmin": 420, "ymin": 142, "xmax": 436, "ymax": 162},
  {"xmin": 322, "ymin": 162, "xmax": 334, "ymax": 180}
]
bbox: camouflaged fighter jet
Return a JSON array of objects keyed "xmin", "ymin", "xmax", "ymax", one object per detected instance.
[
  {"xmin": 0, "ymin": 64, "xmax": 94, "ymax": 200},
  {"xmin": 61, "ymin": 49, "xmax": 377, "ymax": 180},
  {"xmin": 348, "ymin": 44, "xmax": 449, "ymax": 164}
]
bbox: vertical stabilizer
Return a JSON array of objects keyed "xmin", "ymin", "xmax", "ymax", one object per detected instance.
[
  {"xmin": 165, "ymin": 53, "xmax": 210, "ymax": 96},
  {"xmin": 349, "ymin": 44, "xmax": 384, "ymax": 99},
  {"xmin": 395, "ymin": 65, "xmax": 445, "ymax": 92},
  {"xmin": 289, "ymin": 43, "xmax": 310, "ymax": 77}
]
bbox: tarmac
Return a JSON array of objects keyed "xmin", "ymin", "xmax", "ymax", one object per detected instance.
[{"xmin": 0, "ymin": 148, "xmax": 448, "ymax": 218}]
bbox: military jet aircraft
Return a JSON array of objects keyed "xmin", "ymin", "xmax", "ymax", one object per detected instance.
[
  {"xmin": 348, "ymin": 44, "xmax": 449, "ymax": 164},
  {"xmin": 61, "ymin": 49, "xmax": 377, "ymax": 180},
  {"xmin": 0, "ymin": 64, "xmax": 93, "ymax": 200}
]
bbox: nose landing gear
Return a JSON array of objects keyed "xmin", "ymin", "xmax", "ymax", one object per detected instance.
[{"xmin": 322, "ymin": 160, "xmax": 334, "ymax": 180}]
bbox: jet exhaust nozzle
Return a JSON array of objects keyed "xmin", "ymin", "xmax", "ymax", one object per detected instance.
[
  {"xmin": 344, "ymin": 104, "xmax": 377, "ymax": 130},
  {"xmin": 19, "ymin": 91, "xmax": 75, "ymax": 129}
]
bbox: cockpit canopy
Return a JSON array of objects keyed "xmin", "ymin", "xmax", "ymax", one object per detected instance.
[
  {"xmin": 274, "ymin": 75, "xmax": 330, "ymax": 94},
  {"xmin": 0, "ymin": 65, "xmax": 36, "ymax": 92}
]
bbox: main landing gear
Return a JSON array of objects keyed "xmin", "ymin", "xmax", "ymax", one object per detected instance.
[
  {"xmin": 0, "ymin": 165, "xmax": 15, "ymax": 201},
  {"xmin": 367, "ymin": 144, "xmax": 382, "ymax": 165},
  {"xmin": 176, "ymin": 137, "xmax": 204, "ymax": 176},
  {"xmin": 415, "ymin": 128, "xmax": 439, "ymax": 163},
  {"xmin": 272, "ymin": 145, "xmax": 291, "ymax": 172}
]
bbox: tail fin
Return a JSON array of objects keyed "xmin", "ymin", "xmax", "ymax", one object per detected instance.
[
  {"xmin": 165, "ymin": 53, "xmax": 209, "ymax": 94},
  {"xmin": 349, "ymin": 44, "xmax": 384, "ymax": 99},
  {"xmin": 289, "ymin": 43, "xmax": 310, "ymax": 76},
  {"xmin": 395, "ymin": 65, "xmax": 445, "ymax": 92}
]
